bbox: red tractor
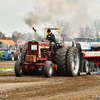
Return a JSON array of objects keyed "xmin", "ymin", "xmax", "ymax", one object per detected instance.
[{"xmin": 15, "ymin": 27, "xmax": 79, "ymax": 77}]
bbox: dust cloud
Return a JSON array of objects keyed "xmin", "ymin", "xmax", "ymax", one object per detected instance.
[{"xmin": 23, "ymin": 0, "xmax": 96, "ymax": 35}]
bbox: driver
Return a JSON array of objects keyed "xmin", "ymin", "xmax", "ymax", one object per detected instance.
[
  {"xmin": 75, "ymin": 39, "xmax": 82, "ymax": 53},
  {"xmin": 46, "ymin": 29, "xmax": 56, "ymax": 51}
]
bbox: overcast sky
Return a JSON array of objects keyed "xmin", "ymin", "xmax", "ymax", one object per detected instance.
[{"xmin": 0, "ymin": 0, "xmax": 100, "ymax": 37}]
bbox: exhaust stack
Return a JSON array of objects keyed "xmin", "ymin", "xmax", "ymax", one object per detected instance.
[{"xmin": 32, "ymin": 27, "xmax": 37, "ymax": 40}]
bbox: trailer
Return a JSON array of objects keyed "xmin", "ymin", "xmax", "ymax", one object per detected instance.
[
  {"xmin": 65, "ymin": 37, "xmax": 100, "ymax": 51},
  {"xmin": 79, "ymin": 51, "xmax": 100, "ymax": 75},
  {"xmin": 65, "ymin": 37, "xmax": 100, "ymax": 75}
]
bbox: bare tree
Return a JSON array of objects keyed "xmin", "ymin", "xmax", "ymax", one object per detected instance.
[
  {"xmin": 18, "ymin": 32, "xmax": 43, "ymax": 43},
  {"xmin": 79, "ymin": 26, "xmax": 93, "ymax": 38},
  {"xmin": 55, "ymin": 20, "xmax": 72, "ymax": 41},
  {"xmin": 12, "ymin": 31, "xmax": 22, "ymax": 43},
  {"xmin": 79, "ymin": 27, "xmax": 85, "ymax": 37},
  {"xmin": 18, "ymin": 32, "xmax": 34, "ymax": 43},
  {"xmin": 0, "ymin": 31, "xmax": 6, "ymax": 39},
  {"xmin": 93, "ymin": 20, "xmax": 100, "ymax": 41}
]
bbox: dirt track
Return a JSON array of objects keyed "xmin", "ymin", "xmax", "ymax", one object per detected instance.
[
  {"xmin": 0, "ymin": 61, "xmax": 100, "ymax": 100},
  {"xmin": 0, "ymin": 61, "xmax": 15, "ymax": 68},
  {"xmin": 0, "ymin": 71, "xmax": 100, "ymax": 100}
]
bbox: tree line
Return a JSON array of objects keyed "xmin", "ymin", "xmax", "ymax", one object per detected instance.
[
  {"xmin": 79, "ymin": 20, "xmax": 100, "ymax": 41},
  {"xmin": 0, "ymin": 31, "xmax": 43, "ymax": 43},
  {"xmin": 0, "ymin": 20, "xmax": 100, "ymax": 43}
]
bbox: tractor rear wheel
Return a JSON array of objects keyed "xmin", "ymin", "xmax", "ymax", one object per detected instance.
[
  {"xmin": 16, "ymin": 52, "xmax": 21, "ymax": 60},
  {"xmin": 21, "ymin": 46, "xmax": 28, "ymax": 62},
  {"xmin": 84, "ymin": 59, "xmax": 90, "ymax": 74},
  {"xmin": 14, "ymin": 52, "xmax": 17, "ymax": 60},
  {"xmin": 15, "ymin": 60, "xmax": 23, "ymax": 77},
  {"xmin": 21, "ymin": 46, "xmax": 28, "ymax": 75},
  {"xmin": 90, "ymin": 62, "xmax": 95, "ymax": 71},
  {"xmin": 55, "ymin": 47, "xmax": 70, "ymax": 76},
  {"xmin": 14, "ymin": 52, "xmax": 21, "ymax": 60},
  {"xmin": 44, "ymin": 61, "xmax": 53, "ymax": 77},
  {"xmin": 67, "ymin": 47, "xmax": 80, "ymax": 76},
  {"xmin": 10, "ymin": 54, "xmax": 14, "ymax": 61}
]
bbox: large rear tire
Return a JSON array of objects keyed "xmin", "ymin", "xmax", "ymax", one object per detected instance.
[
  {"xmin": 44, "ymin": 61, "xmax": 53, "ymax": 77},
  {"xmin": 15, "ymin": 60, "xmax": 22, "ymax": 77},
  {"xmin": 84, "ymin": 59, "xmax": 90, "ymax": 74},
  {"xmin": 21, "ymin": 46, "xmax": 28, "ymax": 62},
  {"xmin": 14, "ymin": 52, "xmax": 17, "ymax": 60},
  {"xmin": 10, "ymin": 54, "xmax": 14, "ymax": 61},
  {"xmin": 16, "ymin": 52, "xmax": 21, "ymax": 61},
  {"xmin": 55, "ymin": 47, "xmax": 70, "ymax": 76},
  {"xmin": 21, "ymin": 46, "xmax": 28, "ymax": 75},
  {"xmin": 67, "ymin": 47, "xmax": 80, "ymax": 76},
  {"xmin": 90, "ymin": 62, "xmax": 95, "ymax": 71}
]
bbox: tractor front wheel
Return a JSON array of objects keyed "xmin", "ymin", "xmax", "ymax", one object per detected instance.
[
  {"xmin": 44, "ymin": 61, "xmax": 53, "ymax": 77},
  {"xmin": 15, "ymin": 60, "xmax": 23, "ymax": 77}
]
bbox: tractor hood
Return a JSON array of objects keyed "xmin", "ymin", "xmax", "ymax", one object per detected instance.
[
  {"xmin": 38, "ymin": 41, "xmax": 50, "ymax": 47},
  {"xmin": 28, "ymin": 41, "xmax": 50, "ymax": 58},
  {"xmin": 29, "ymin": 41, "xmax": 50, "ymax": 47}
]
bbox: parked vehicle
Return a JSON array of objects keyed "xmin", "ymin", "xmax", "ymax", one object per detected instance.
[{"xmin": 0, "ymin": 44, "xmax": 21, "ymax": 61}]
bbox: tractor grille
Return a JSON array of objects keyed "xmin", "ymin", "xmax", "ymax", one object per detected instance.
[{"xmin": 28, "ymin": 41, "xmax": 39, "ymax": 57}]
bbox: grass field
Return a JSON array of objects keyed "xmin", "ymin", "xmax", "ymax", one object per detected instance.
[
  {"xmin": 0, "ymin": 67, "xmax": 14, "ymax": 72},
  {"xmin": 0, "ymin": 67, "xmax": 14, "ymax": 70}
]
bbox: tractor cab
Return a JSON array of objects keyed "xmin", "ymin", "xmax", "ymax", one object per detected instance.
[
  {"xmin": 43, "ymin": 27, "xmax": 62, "ymax": 52},
  {"xmin": 33, "ymin": 27, "xmax": 63, "ymax": 53}
]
